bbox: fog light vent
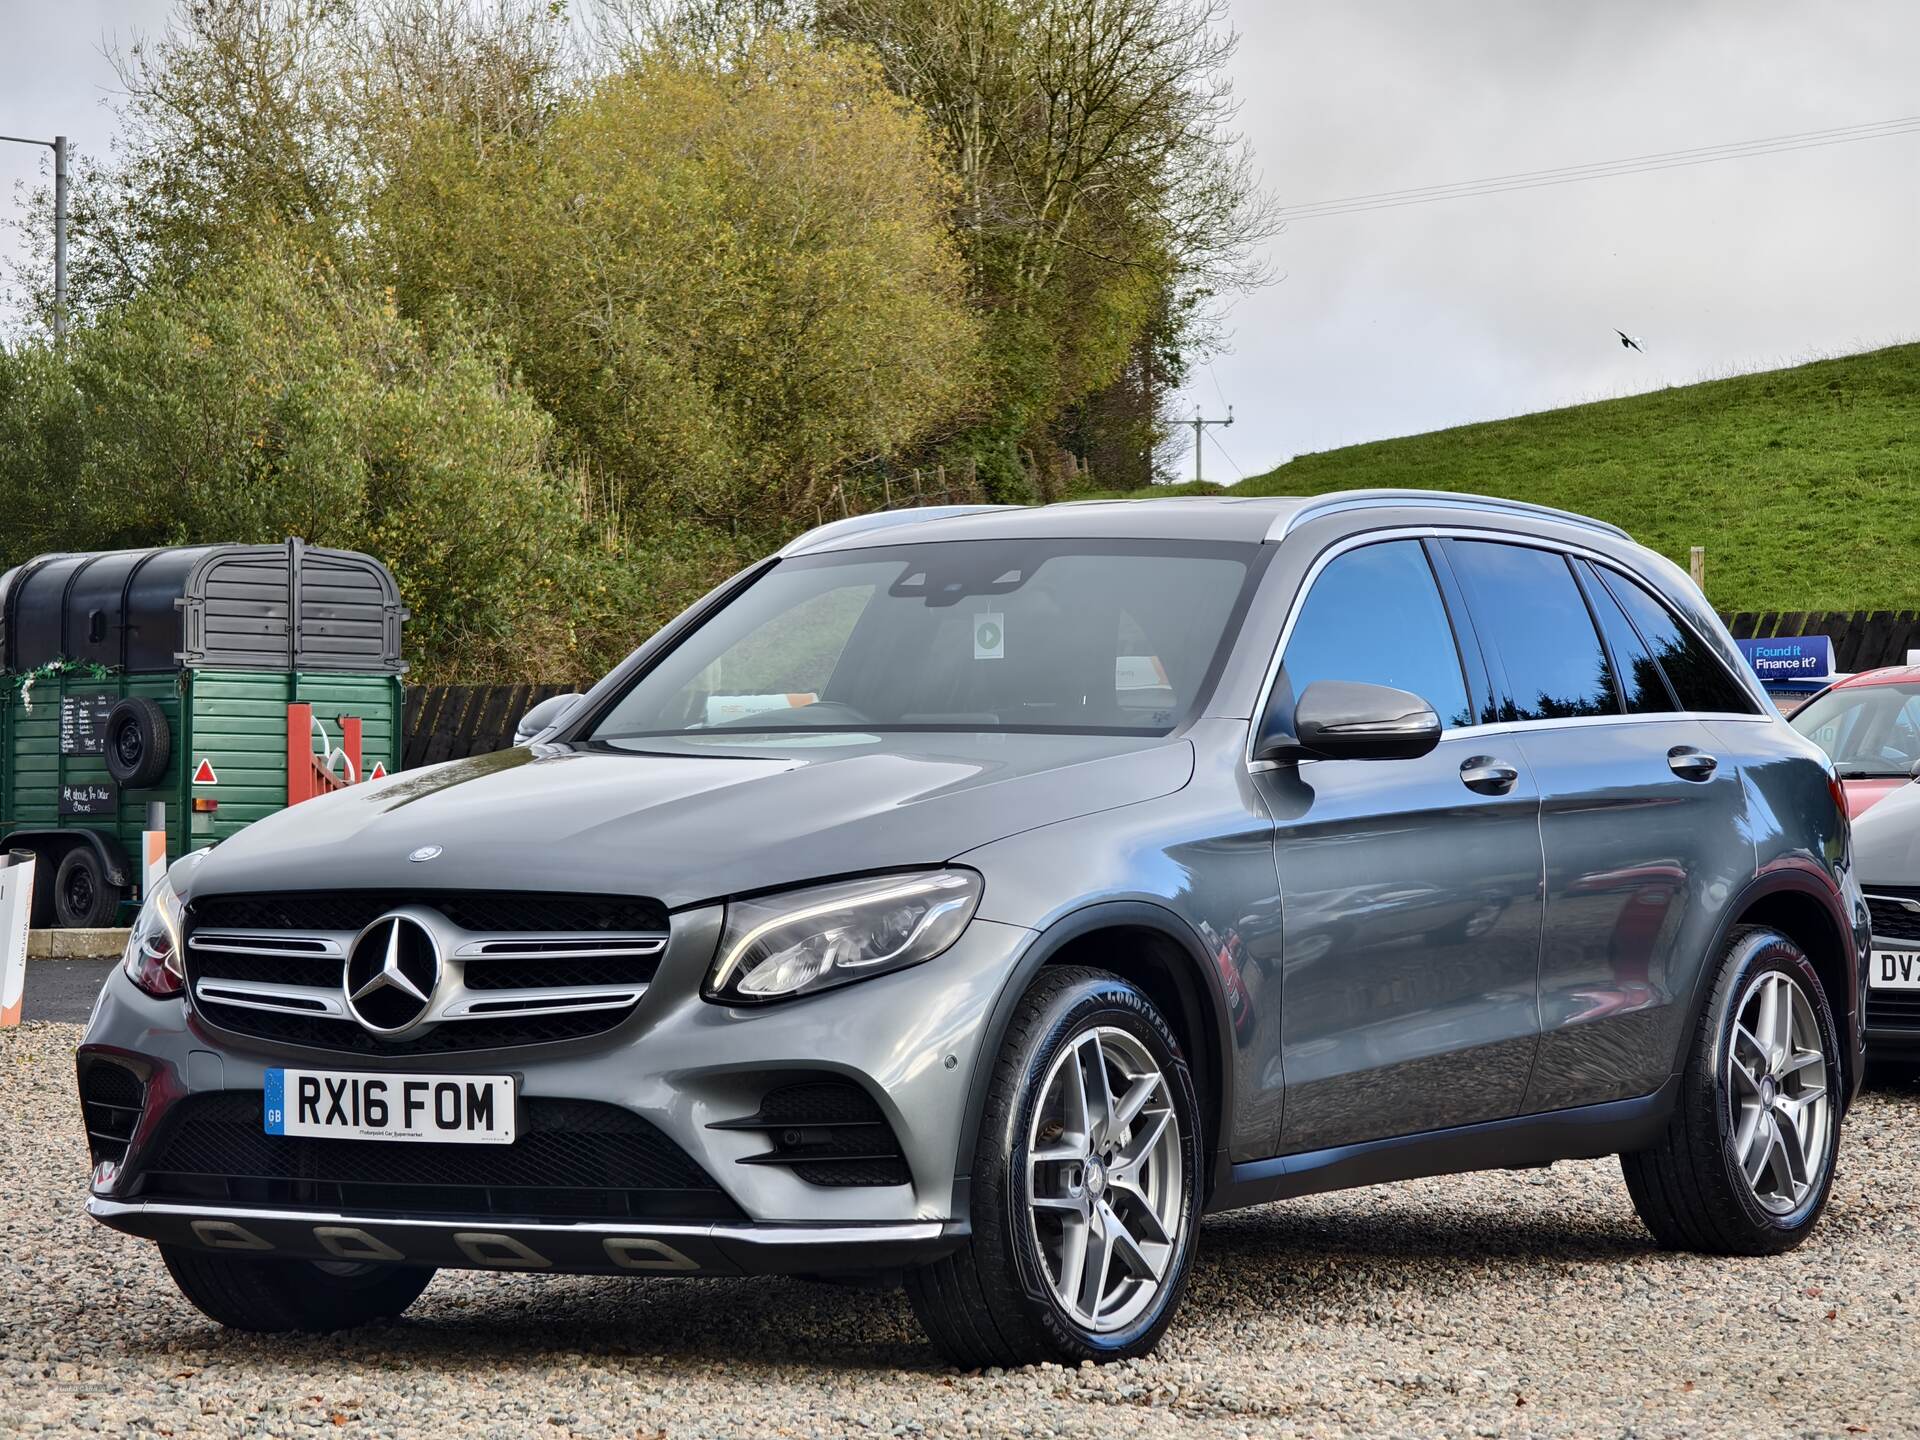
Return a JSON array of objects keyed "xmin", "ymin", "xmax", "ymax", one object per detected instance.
[
  {"xmin": 713, "ymin": 1080, "xmax": 910, "ymax": 1188},
  {"xmin": 79, "ymin": 1061, "xmax": 147, "ymax": 1168}
]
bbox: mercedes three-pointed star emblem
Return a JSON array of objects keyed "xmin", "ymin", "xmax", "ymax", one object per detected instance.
[{"xmin": 343, "ymin": 913, "xmax": 441, "ymax": 1033}]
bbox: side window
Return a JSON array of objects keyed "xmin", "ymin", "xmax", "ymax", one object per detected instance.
[
  {"xmin": 1578, "ymin": 561, "xmax": 1678, "ymax": 714},
  {"xmin": 1279, "ymin": 540, "xmax": 1473, "ymax": 728},
  {"xmin": 1598, "ymin": 568, "xmax": 1758, "ymax": 714},
  {"xmin": 1448, "ymin": 541, "xmax": 1619, "ymax": 721}
]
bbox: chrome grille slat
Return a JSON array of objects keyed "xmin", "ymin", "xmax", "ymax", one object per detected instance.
[
  {"xmin": 189, "ymin": 932, "xmax": 349, "ymax": 957},
  {"xmin": 193, "ymin": 979, "xmax": 349, "ymax": 1017}
]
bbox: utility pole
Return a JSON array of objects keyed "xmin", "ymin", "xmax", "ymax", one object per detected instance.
[
  {"xmin": 2, "ymin": 131, "xmax": 68, "ymax": 342},
  {"xmin": 1186, "ymin": 405, "xmax": 1233, "ymax": 484}
]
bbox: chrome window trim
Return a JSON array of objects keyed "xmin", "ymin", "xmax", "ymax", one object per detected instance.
[{"xmin": 1245, "ymin": 524, "xmax": 1772, "ymax": 772}]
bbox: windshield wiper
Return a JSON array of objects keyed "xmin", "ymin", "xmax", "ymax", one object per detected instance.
[{"xmin": 1835, "ymin": 767, "xmax": 1906, "ymax": 779}]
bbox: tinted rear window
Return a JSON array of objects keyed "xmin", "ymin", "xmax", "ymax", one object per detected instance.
[
  {"xmin": 1579, "ymin": 561, "xmax": 1678, "ymax": 714},
  {"xmin": 1596, "ymin": 568, "xmax": 1757, "ymax": 714},
  {"xmin": 1448, "ymin": 541, "xmax": 1619, "ymax": 721}
]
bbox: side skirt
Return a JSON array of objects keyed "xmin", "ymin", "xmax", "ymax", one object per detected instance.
[{"xmin": 1206, "ymin": 1075, "xmax": 1680, "ymax": 1214}]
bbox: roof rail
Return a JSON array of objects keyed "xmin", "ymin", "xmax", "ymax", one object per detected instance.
[
  {"xmin": 1267, "ymin": 489, "xmax": 1631, "ymax": 543},
  {"xmin": 779, "ymin": 505, "xmax": 1017, "ymax": 556}
]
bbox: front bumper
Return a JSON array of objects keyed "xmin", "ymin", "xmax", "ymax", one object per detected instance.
[
  {"xmin": 79, "ymin": 906, "xmax": 1035, "ymax": 1271},
  {"xmin": 86, "ymin": 1197, "xmax": 964, "ymax": 1276}
]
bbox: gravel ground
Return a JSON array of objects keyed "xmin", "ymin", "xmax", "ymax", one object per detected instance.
[{"xmin": 7, "ymin": 1019, "xmax": 1917, "ymax": 1439}]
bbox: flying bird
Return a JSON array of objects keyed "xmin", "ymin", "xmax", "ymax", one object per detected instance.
[{"xmin": 1615, "ymin": 329, "xmax": 1644, "ymax": 353}]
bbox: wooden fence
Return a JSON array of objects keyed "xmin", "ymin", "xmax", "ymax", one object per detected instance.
[
  {"xmin": 397, "ymin": 610, "xmax": 1919, "ymax": 769},
  {"xmin": 1719, "ymin": 610, "xmax": 1920, "ymax": 675},
  {"xmin": 401, "ymin": 684, "xmax": 573, "ymax": 769}
]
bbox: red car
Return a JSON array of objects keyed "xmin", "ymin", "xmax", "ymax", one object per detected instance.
[{"xmin": 1789, "ymin": 665, "xmax": 1920, "ymax": 817}]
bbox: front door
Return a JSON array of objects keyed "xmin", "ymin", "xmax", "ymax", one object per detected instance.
[{"xmin": 1254, "ymin": 538, "xmax": 1546, "ymax": 1154}]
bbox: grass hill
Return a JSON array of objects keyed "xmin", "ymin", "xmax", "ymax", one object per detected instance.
[{"xmin": 1102, "ymin": 343, "xmax": 1920, "ymax": 612}]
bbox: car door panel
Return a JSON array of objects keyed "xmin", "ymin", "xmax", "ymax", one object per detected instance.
[
  {"xmin": 1262, "ymin": 739, "xmax": 1544, "ymax": 1151},
  {"xmin": 1514, "ymin": 719, "xmax": 1750, "ymax": 1112}
]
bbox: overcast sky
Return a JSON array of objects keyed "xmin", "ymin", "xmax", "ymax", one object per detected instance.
[{"xmin": 4, "ymin": 0, "xmax": 1917, "ymax": 479}]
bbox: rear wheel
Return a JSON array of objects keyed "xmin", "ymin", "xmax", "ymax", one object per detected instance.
[
  {"xmin": 906, "ymin": 967, "xmax": 1202, "ymax": 1367},
  {"xmin": 54, "ymin": 847, "xmax": 121, "ymax": 928},
  {"xmin": 161, "ymin": 1247, "xmax": 435, "ymax": 1332},
  {"xmin": 1622, "ymin": 927, "xmax": 1842, "ymax": 1254}
]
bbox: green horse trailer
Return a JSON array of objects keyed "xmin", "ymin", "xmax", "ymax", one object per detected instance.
[{"xmin": 0, "ymin": 540, "xmax": 406, "ymax": 926}]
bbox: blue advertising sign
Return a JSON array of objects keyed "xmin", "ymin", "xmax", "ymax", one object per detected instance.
[{"xmin": 1736, "ymin": 635, "xmax": 1833, "ymax": 684}]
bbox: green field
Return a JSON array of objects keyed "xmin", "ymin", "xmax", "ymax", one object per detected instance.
[{"xmin": 1095, "ymin": 343, "xmax": 1920, "ymax": 612}]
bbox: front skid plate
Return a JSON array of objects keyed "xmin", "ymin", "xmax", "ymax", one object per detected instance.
[{"xmin": 88, "ymin": 1198, "xmax": 964, "ymax": 1277}]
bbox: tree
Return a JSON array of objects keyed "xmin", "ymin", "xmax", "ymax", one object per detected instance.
[
  {"xmin": 0, "ymin": 245, "xmax": 579, "ymax": 679},
  {"xmin": 375, "ymin": 31, "xmax": 981, "ymax": 537}
]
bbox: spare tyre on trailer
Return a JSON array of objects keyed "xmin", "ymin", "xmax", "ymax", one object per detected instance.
[{"xmin": 0, "ymin": 539, "xmax": 407, "ymax": 926}]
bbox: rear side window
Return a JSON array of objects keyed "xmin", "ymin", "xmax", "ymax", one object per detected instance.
[
  {"xmin": 1579, "ymin": 562, "xmax": 1678, "ymax": 714},
  {"xmin": 1597, "ymin": 568, "xmax": 1758, "ymax": 714},
  {"xmin": 1279, "ymin": 540, "xmax": 1473, "ymax": 728},
  {"xmin": 1447, "ymin": 541, "xmax": 1619, "ymax": 721}
]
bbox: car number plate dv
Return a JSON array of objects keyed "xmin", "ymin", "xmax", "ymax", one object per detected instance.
[
  {"xmin": 1870, "ymin": 949, "xmax": 1920, "ymax": 991},
  {"xmin": 264, "ymin": 1068, "xmax": 516, "ymax": 1144}
]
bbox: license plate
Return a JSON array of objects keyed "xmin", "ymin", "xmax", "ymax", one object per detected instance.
[
  {"xmin": 1870, "ymin": 949, "xmax": 1920, "ymax": 991},
  {"xmin": 264, "ymin": 1068, "xmax": 515, "ymax": 1144}
]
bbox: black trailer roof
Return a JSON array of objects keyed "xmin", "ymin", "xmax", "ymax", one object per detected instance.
[{"xmin": 0, "ymin": 540, "xmax": 406, "ymax": 675}]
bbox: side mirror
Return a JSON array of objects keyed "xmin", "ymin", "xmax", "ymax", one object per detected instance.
[
  {"xmin": 1255, "ymin": 680, "xmax": 1442, "ymax": 764},
  {"xmin": 514, "ymin": 692, "xmax": 585, "ymax": 746}
]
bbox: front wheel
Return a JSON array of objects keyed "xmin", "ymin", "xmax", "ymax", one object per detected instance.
[
  {"xmin": 1621, "ymin": 926, "xmax": 1843, "ymax": 1254},
  {"xmin": 161, "ymin": 1247, "xmax": 435, "ymax": 1332},
  {"xmin": 906, "ymin": 967, "xmax": 1203, "ymax": 1367}
]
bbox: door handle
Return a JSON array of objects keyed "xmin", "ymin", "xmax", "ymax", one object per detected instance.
[
  {"xmin": 1459, "ymin": 756, "xmax": 1519, "ymax": 795},
  {"xmin": 1668, "ymin": 746, "xmax": 1719, "ymax": 782}
]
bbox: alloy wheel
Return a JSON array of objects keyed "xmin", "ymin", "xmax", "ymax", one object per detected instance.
[
  {"xmin": 1727, "ymin": 970, "xmax": 1833, "ymax": 1216},
  {"xmin": 1025, "ymin": 1026, "xmax": 1185, "ymax": 1333}
]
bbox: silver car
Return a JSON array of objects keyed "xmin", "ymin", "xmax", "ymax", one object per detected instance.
[{"xmin": 78, "ymin": 490, "xmax": 1866, "ymax": 1365}]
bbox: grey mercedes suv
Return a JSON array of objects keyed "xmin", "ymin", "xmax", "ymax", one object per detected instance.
[{"xmin": 78, "ymin": 490, "xmax": 1867, "ymax": 1366}]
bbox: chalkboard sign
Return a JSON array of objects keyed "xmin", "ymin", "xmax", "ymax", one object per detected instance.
[
  {"xmin": 60, "ymin": 783, "xmax": 117, "ymax": 817},
  {"xmin": 60, "ymin": 693, "xmax": 115, "ymax": 756}
]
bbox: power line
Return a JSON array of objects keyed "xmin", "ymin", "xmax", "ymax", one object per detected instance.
[
  {"xmin": 1205, "ymin": 427, "xmax": 1246, "ymax": 482},
  {"xmin": 1279, "ymin": 114, "xmax": 1920, "ymax": 221}
]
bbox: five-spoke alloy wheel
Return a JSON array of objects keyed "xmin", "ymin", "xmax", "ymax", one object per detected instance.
[{"xmin": 907, "ymin": 966, "xmax": 1202, "ymax": 1367}]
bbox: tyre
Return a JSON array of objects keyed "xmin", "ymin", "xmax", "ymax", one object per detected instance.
[
  {"xmin": 103, "ymin": 697, "xmax": 171, "ymax": 789},
  {"xmin": 1621, "ymin": 926, "xmax": 1842, "ymax": 1255},
  {"xmin": 906, "ymin": 967, "xmax": 1203, "ymax": 1367},
  {"xmin": 161, "ymin": 1247, "xmax": 435, "ymax": 1333},
  {"xmin": 54, "ymin": 847, "xmax": 122, "ymax": 928}
]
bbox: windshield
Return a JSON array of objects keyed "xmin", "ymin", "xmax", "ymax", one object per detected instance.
[
  {"xmin": 589, "ymin": 538, "xmax": 1259, "ymax": 740},
  {"xmin": 1790, "ymin": 682, "xmax": 1920, "ymax": 777}
]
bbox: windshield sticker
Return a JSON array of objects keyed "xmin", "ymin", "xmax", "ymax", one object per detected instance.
[
  {"xmin": 705, "ymin": 693, "xmax": 818, "ymax": 726},
  {"xmin": 974, "ymin": 613, "xmax": 1005, "ymax": 661}
]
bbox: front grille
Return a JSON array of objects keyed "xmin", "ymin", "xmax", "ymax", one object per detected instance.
[
  {"xmin": 182, "ymin": 890, "xmax": 667, "ymax": 1055},
  {"xmin": 715, "ymin": 1079, "xmax": 911, "ymax": 1188},
  {"xmin": 1867, "ymin": 892, "xmax": 1920, "ymax": 945},
  {"xmin": 135, "ymin": 1092, "xmax": 743, "ymax": 1222},
  {"xmin": 79, "ymin": 1061, "xmax": 146, "ymax": 1167}
]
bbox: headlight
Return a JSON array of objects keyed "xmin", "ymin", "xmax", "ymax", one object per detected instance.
[
  {"xmin": 705, "ymin": 870, "xmax": 982, "ymax": 1004},
  {"xmin": 123, "ymin": 874, "xmax": 185, "ymax": 999}
]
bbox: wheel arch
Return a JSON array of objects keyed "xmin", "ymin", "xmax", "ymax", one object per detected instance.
[{"xmin": 952, "ymin": 901, "xmax": 1236, "ymax": 1215}]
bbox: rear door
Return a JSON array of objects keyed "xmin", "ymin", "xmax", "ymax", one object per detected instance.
[
  {"xmin": 1259, "ymin": 537, "xmax": 1545, "ymax": 1154},
  {"xmin": 1442, "ymin": 540, "xmax": 1753, "ymax": 1113}
]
